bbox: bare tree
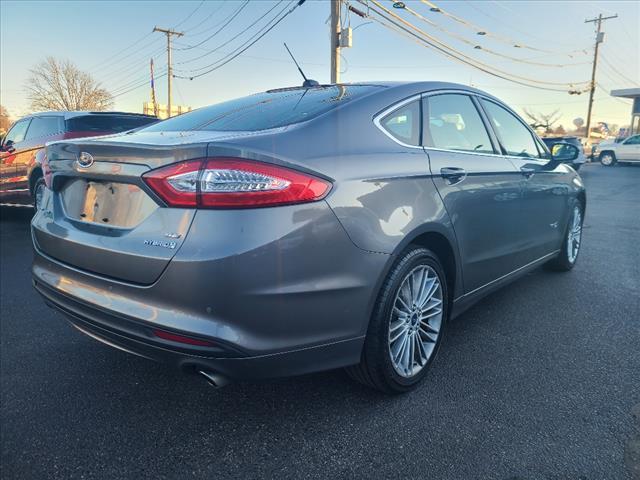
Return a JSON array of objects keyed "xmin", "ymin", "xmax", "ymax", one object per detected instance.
[
  {"xmin": 25, "ymin": 57, "xmax": 113, "ymax": 112},
  {"xmin": 0, "ymin": 105, "xmax": 11, "ymax": 134},
  {"xmin": 523, "ymin": 109, "xmax": 561, "ymax": 134}
]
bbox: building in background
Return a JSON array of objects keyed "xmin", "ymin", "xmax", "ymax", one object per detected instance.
[
  {"xmin": 611, "ymin": 88, "xmax": 640, "ymax": 136},
  {"xmin": 143, "ymin": 103, "xmax": 192, "ymax": 120}
]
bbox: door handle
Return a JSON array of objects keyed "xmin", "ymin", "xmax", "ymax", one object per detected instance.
[
  {"xmin": 440, "ymin": 167, "xmax": 467, "ymax": 184},
  {"xmin": 520, "ymin": 167, "xmax": 535, "ymax": 179}
]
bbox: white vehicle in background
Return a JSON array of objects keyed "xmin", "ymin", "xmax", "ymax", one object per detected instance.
[{"xmin": 596, "ymin": 134, "xmax": 640, "ymax": 166}]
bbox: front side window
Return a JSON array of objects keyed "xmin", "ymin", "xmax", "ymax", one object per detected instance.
[
  {"xmin": 423, "ymin": 94, "xmax": 494, "ymax": 154},
  {"xmin": 3, "ymin": 119, "xmax": 31, "ymax": 145},
  {"xmin": 380, "ymin": 100, "xmax": 421, "ymax": 146},
  {"xmin": 624, "ymin": 135, "xmax": 640, "ymax": 145},
  {"xmin": 481, "ymin": 99, "xmax": 541, "ymax": 158},
  {"xmin": 25, "ymin": 116, "xmax": 64, "ymax": 140}
]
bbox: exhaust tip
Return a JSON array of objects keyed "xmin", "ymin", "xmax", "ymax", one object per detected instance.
[{"xmin": 198, "ymin": 370, "xmax": 231, "ymax": 389}]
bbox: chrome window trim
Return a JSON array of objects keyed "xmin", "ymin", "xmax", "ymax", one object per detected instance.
[
  {"xmin": 373, "ymin": 88, "xmax": 551, "ymax": 163},
  {"xmin": 373, "ymin": 94, "xmax": 424, "ymax": 150}
]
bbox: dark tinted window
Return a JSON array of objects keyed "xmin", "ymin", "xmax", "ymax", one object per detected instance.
[
  {"xmin": 624, "ymin": 135, "xmax": 640, "ymax": 145},
  {"xmin": 424, "ymin": 94, "xmax": 494, "ymax": 154},
  {"xmin": 141, "ymin": 85, "xmax": 380, "ymax": 132},
  {"xmin": 481, "ymin": 99, "xmax": 541, "ymax": 158},
  {"xmin": 25, "ymin": 116, "xmax": 64, "ymax": 140},
  {"xmin": 4, "ymin": 119, "xmax": 31, "ymax": 145},
  {"xmin": 66, "ymin": 115, "xmax": 157, "ymax": 133},
  {"xmin": 380, "ymin": 100, "xmax": 421, "ymax": 146}
]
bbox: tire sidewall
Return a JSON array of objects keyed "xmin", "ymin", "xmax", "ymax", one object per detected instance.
[
  {"xmin": 374, "ymin": 248, "xmax": 448, "ymax": 390},
  {"xmin": 32, "ymin": 177, "xmax": 46, "ymax": 211},
  {"xmin": 599, "ymin": 152, "xmax": 615, "ymax": 166},
  {"xmin": 563, "ymin": 202, "xmax": 584, "ymax": 268}
]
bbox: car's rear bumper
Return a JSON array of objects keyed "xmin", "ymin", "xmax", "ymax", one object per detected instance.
[
  {"xmin": 35, "ymin": 276, "xmax": 363, "ymax": 379},
  {"xmin": 32, "ymin": 201, "xmax": 388, "ymax": 379}
]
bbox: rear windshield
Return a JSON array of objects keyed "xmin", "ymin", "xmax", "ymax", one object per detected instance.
[
  {"xmin": 140, "ymin": 85, "xmax": 381, "ymax": 133},
  {"xmin": 66, "ymin": 115, "xmax": 157, "ymax": 133}
]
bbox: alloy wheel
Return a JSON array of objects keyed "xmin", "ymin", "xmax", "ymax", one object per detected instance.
[
  {"xmin": 600, "ymin": 153, "xmax": 614, "ymax": 166},
  {"xmin": 567, "ymin": 206, "xmax": 582, "ymax": 264},
  {"xmin": 388, "ymin": 265, "xmax": 443, "ymax": 378},
  {"xmin": 34, "ymin": 181, "xmax": 46, "ymax": 210}
]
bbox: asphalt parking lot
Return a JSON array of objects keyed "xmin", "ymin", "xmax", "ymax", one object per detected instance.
[{"xmin": 1, "ymin": 163, "xmax": 639, "ymax": 480}]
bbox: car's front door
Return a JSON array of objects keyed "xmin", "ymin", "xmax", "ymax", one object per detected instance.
[
  {"xmin": 479, "ymin": 98, "xmax": 568, "ymax": 263},
  {"xmin": 0, "ymin": 118, "xmax": 31, "ymax": 198},
  {"xmin": 423, "ymin": 92, "xmax": 524, "ymax": 293},
  {"xmin": 618, "ymin": 135, "xmax": 640, "ymax": 160}
]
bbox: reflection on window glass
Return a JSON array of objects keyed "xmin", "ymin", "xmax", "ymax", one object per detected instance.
[
  {"xmin": 141, "ymin": 85, "xmax": 381, "ymax": 132},
  {"xmin": 481, "ymin": 99, "xmax": 540, "ymax": 158},
  {"xmin": 424, "ymin": 94, "xmax": 494, "ymax": 154},
  {"xmin": 4, "ymin": 119, "xmax": 30, "ymax": 144},
  {"xmin": 25, "ymin": 117, "xmax": 63, "ymax": 140},
  {"xmin": 381, "ymin": 100, "xmax": 421, "ymax": 146}
]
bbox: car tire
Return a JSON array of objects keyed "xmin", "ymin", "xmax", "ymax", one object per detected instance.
[
  {"xmin": 546, "ymin": 202, "xmax": 584, "ymax": 272},
  {"xmin": 346, "ymin": 247, "xmax": 448, "ymax": 394},
  {"xmin": 599, "ymin": 151, "xmax": 616, "ymax": 166},
  {"xmin": 32, "ymin": 176, "xmax": 46, "ymax": 211}
]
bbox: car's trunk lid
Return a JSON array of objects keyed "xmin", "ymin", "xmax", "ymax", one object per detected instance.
[{"xmin": 32, "ymin": 133, "xmax": 215, "ymax": 285}]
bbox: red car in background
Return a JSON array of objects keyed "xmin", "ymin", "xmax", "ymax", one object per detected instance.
[{"xmin": 0, "ymin": 111, "xmax": 157, "ymax": 208}]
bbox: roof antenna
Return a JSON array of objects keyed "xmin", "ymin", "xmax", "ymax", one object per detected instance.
[{"xmin": 284, "ymin": 43, "xmax": 319, "ymax": 88}]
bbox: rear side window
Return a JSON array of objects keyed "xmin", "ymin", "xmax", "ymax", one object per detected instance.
[
  {"xmin": 25, "ymin": 116, "xmax": 64, "ymax": 140},
  {"xmin": 66, "ymin": 115, "xmax": 157, "ymax": 134},
  {"xmin": 424, "ymin": 94, "xmax": 494, "ymax": 154},
  {"xmin": 380, "ymin": 100, "xmax": 421, "ymax": 146},
  {"xmin": 481, "ymin": 99, "xmax": 541, "ymax": 158},
  {"xmin": 140, "ymin": 85, "xmax": 380, "ymax": 132}
]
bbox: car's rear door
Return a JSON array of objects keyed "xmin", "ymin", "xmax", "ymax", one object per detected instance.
[{"xmin": 423, "ymin": 92, "xmax": 524, "ymax": 293}]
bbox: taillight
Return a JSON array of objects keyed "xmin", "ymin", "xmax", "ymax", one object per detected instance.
[
  {"xmin": 41, "ymin": 152, "xmax": 53, "ymax": 187},
  {"xmin": 142, "ymin": 158, "xmax": 331, "ymax": 208}
]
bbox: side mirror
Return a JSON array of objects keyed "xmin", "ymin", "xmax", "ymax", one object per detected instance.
[{"xmin": 551, "ymin": 142, "xmax": 579, "ymax": 163}]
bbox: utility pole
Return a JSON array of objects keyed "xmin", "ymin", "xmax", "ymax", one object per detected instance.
[
  {"xmin": 330, "ymin": 0, "xmax": 341, "ymax": 83},
  {"xmin": 584, "ymin": 13, "xmax": 617, "ymax": 142},
  {"xmin": 153, "ymin": 27, "xmax": 184, "ymax": 118},
  {"xmin": 150, "ymin": 59, "xmax": 159, "ymax": 117}
]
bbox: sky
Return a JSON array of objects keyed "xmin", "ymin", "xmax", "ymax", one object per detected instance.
[{"xmin": 1, "ymin": 0, "xmax": 638, "ymax": 130}]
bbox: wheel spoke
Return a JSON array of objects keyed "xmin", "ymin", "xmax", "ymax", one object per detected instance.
[
  {"xmin": 388, "ymin": 264, "xmax": 443, "ymax": 378},
  {"xmin": 390, "ymin": 324, "xmax": 408, "ymax": 343},
  {"xmin": 419, "ymin": 326, "xmax": 438, "ymax": 342}
]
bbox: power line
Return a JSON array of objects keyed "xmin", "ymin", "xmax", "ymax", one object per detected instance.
[
  {"xmin": 599, "ymin": 55, "xmax": 638, "ymax": 86},
  {"xmin": 172, "ymin": 0, "xmax": 205, "ymax": 29},
  {"xmin": 395, "ymin": 1, "xmax": 590, "ymax": 68},
  {"xmin": 176, "ymin": 0, "xmax": 286, "ymax": 66},
  {"xmin": 419, "ymin": 0, "xmax": 589, "ymax": 58},
  {"xmin": 174, "ymin": 0, "xmax": 306, "ymax": 80},
  {"xmin": 175, "ymin": 1, "xmax": 251, "ymax": 51},
  {"xmin": 181, "ymin": 1, "xmax": 229, "ymax": 35},
  {"xmin": 356, "ymin": 0, "xmax": 589, "ymax": 92},
  {"xmin": 85, "ymin": 31, "xmax": 154, "ymax": 72}
]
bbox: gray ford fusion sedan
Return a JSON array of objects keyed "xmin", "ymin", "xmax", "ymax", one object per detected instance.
[{"xmin": 32, "ymin": 82, "xmax": 585, "ymax": 393}]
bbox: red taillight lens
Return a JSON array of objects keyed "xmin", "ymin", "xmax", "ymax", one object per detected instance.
[
  {"xmin": 142, "ymin": 158, "xmax": 331, "ymax": 208},
  {"xmin": 152, "ymin": 329, "xmax": 216, "ymax": 347}
]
